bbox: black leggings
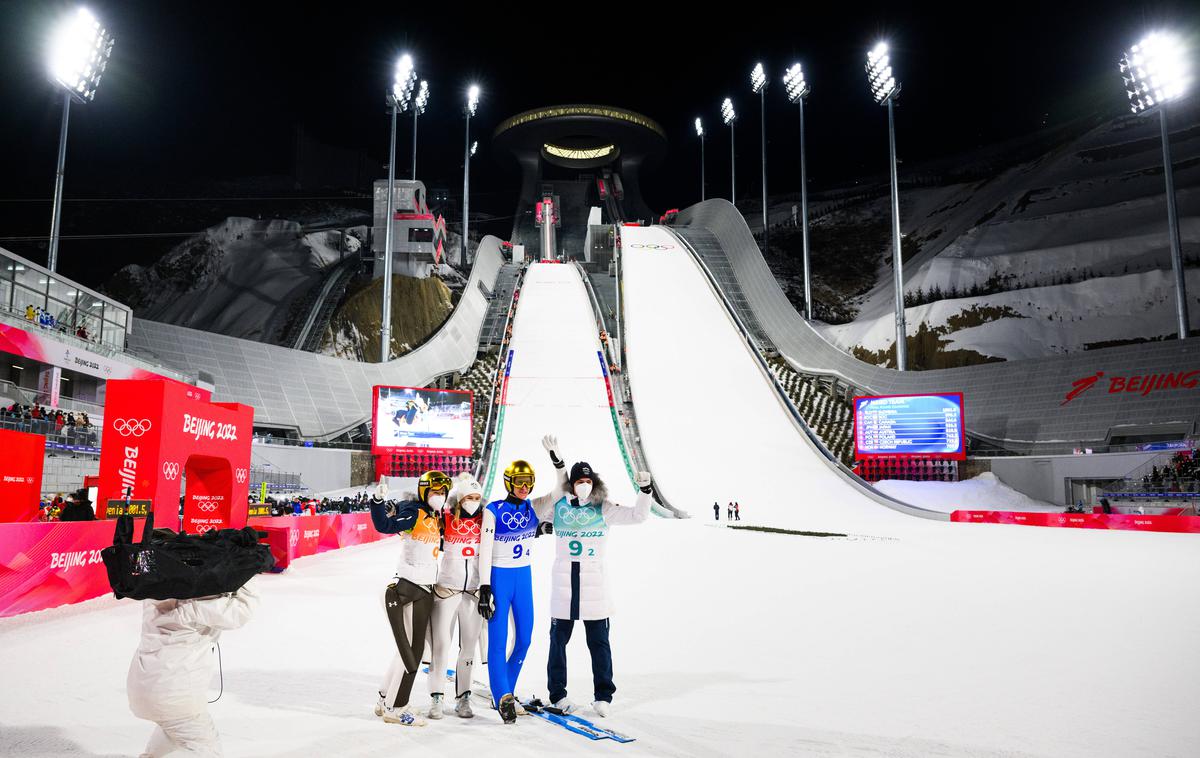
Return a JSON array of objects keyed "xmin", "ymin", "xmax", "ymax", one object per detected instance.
[{"xmin": 384, "ymin": 579, "xmax": 434, "ymax": 707}]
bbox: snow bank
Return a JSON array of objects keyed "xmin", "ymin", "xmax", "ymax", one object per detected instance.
[{"xmin": 873, "ymin": 471, "xmax": 1060, "ymax": 513}]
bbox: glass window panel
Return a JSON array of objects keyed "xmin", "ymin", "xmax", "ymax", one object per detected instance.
[
  {"xmin": 48, "ymin": 297, "xmax": 77, "ymax": 329},
  {"xmin": 13, "ymin": 284, "xmax": 46, "ymax": 314},
  {"xmin": 12, "ymin": 264, "xmax": 39, "ymax": 292},
  {"xmin": 46, "ymin": 278, "xmax": 78, "ymax": 306},
  {"xmin": 79, "ymin": 297, "xmax": 104, "ymax": 325},
  {"xmin": 102, "ymin": 320, "xmax": 123, "ymax": 348},
  {"xmin": 108, "ymin": 308, "xmax": 128, "ymax": 329},
  {"xmin": 0, "ymin": 277, "xmax": 12, "ymax": 314}
]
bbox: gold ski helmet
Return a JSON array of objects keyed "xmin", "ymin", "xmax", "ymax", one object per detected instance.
[
  {"xmin": 503, "ymin": 460, "xmax": 535, "ymax": 494},
  {"xmin": 417, "ymin": 470, "xmax": 452, "ymax": 504}
]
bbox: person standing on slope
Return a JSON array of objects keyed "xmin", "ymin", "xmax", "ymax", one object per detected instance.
[
  {"xmin": 713, "ymin": 501, "xmax": 720, "ymax": 521},
  {"xmin": 371, "ymin": 472, "xmax": 449, "ymax": 727},
  {"xmin": 533, "ymin": 439, "xmax": 653, "ymax": 718},
  {"xmin": 477, "ymin": 444, "xmax": 565, "ymax": 724},
  {"xmin": 427, "ymin": 472, "xmax": 487, "ymax": 720}
]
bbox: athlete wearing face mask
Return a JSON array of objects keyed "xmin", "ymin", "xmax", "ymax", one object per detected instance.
[
  {"xmin": 531, "ymin": 437, "xmax": 653, "ymax": 719},
  {"xmin": 370, "ymin": 471, "xmax": 449, "ymax": 727},
  {"xmin": 426, "ymin": 472, "xmax": 487, "ymax": 720}
]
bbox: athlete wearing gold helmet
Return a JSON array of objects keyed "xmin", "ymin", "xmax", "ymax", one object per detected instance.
[{"xmin": 503, "ymin": 460, "xmax": 535, "ymax": 495}]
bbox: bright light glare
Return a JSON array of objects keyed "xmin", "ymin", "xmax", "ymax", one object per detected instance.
[
  {"xmin": 751, "ymin": 62, "xmax": 767, "ymax": 93},
  {"xmin": 721, "ymin": 97, "xmax": 736, "ymax": 125},
  {"xmin": 470, "ymin": 140, "xmax": 478, "ymax": 157},
  {"xmin": 1120, "ymin": 32, "xmax": 1190, "ymax": 114},
  {"xmin": 415, "ymin": 80, "xmax": 429, "ymax": 113},
  {"xmin": 49, "ymin": 7, "xmax": 114, "ymax": 103},
  {"xmin": 865, "ymin": 41, "xmax": 899, "ymax": 104},
  {"xmin": 392, "ymin": 54, "xmax": 416, "ymax": 110},
  {"xmin": 695, "ymin": 117, "xmax": 704, "ymax": 137},
  {"xmin": 467, "ymin": 84, "xmax": 480, "ymax": 116},
  {"xmin": 783, "ymin": 62, "xmax": 809, "ymax": 103}
]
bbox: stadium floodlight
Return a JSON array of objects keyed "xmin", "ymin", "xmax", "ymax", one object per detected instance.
[
  {"xmin": 695, "ymin": 118, "xmax": 706, "ymax": 202},
  {"xmin": 462, "ymin": 84, "xmax": 481, "ymax": 267},
  {"xmin": 45, "ymin": 6, "xmax": 115, "ymax": 274},
  {"xmin": 411, "ymin": 79, "xmax": 429, "ymax": 180},
  {"xmin": 784, "ymin": 63, "xmax": 813, "ymax": 319},
  {"xmin": 865, "ymin": 41, "xmax": 908, "ymax": 369},
  {"xmin": 1120, "ymin": 32, "xmax": 1192, "ymax": 338},
  {"xmin": 750, "ymin": 63, "xmax": 769, "ymax": 253},
  {"xmin": 470, "ymin": 140, "xmax": 478, "ymax": 157},
  {"xmin": 721, "ymin": 98, "xmax": 737, "ymax": 204},
  {"xmin": 382, "ymin": 52, "xmax": 416, "ymax": 361}
]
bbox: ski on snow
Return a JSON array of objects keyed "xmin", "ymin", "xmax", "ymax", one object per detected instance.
[{"xmin": 521, "ymin": 699, "xmax": 635, "ymax": 743}]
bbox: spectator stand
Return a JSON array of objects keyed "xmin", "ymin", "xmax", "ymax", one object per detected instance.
[{"xmin": 1099, "ymin": 445, "xmax": 1200, "ymax": 514}]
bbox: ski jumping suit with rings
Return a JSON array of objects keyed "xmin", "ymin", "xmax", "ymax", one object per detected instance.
[
  {"xmin": 429, "ymin": 502, "xmax": 485, "ymax": 700},
  {"xmin": 370, "ymin": 495, "xmax": 441, "ymax": 709}
]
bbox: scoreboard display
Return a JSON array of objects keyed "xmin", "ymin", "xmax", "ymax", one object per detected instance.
[{"xmin": 853, "ymin": 393, "xmax": 965, "ymax": 460}]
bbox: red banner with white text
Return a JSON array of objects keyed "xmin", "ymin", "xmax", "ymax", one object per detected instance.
[{"xmin": 951, "ymin": 510, "xmax": 1200, "ymax": 533}]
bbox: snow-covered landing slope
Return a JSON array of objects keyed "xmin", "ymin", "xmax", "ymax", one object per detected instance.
[
  {"xmin": 621, "ymin": 225, "xmax": 921, "ymax": 533},
  {"xmin": 485, "ymin": 262, "xmax": 636, "ymax": 507}
]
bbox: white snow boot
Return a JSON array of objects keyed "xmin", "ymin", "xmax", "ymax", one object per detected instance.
[
  {"xmin": 515, "ymin": 699, "xmax": 529, "ymax": 716},
  {"xmin": 592, "ymin": 700, "xmax": 611, "ymax": 718},
  {"xmin": 454, "ymin": 693, "xmax": 474, "ymax": 718},
  {"xmin": 553, "ymin": 697, "xmax": 578, "ymax": 714},
  {"xmin": 382, "ymin": 706, "xmax": 427, "ymax": 727},
  {"xmin": 427, "ymin": 694, "xmax": 444, "ymax": 720}
]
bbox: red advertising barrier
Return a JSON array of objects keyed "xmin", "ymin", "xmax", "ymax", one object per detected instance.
[
  {"xmin": 951, "ymin": 510, "xmax": 1200, "ymax": 533},
  {"xmin": 249, "ymin": 512, "xmax": 387, "ymax": 569},
  {"xmin": 0, "ymin": 429, "xmax": 44, "ymax": 522},
  {"xmin": 0, "ymin": 519, "xmax": 146, "ymax": 618}
]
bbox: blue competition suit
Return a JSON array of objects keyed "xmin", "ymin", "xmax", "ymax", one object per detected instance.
[{"xmin": 485, "ymin": 495, "xmax": 539, "ymax": 701}]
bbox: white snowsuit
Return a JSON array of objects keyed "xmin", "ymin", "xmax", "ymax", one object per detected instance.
[
  {"xmin": 126, "ymin": 579, "xmax": 259, "ymax": 757},
  {"xmin": 533, "ymin": 477, "xmax": 651, "ymax": 620},
  {"xmin": 429, "ymin": 500, "xmax": 485, "ymax": 698}
]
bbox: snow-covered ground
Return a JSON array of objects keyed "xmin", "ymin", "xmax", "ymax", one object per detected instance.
[
  {"xmin": 2, "ymin": 257, "xmax": 1198, "ymax": 757},
  {"xmin": 873, "ymin": 472, "xmax": 1061, "ymax": 513}
]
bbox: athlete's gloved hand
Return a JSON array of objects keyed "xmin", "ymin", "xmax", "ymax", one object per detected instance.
[
  {"xmin": 542, "ymin": 434, "xmax": 563, "ymax": 468},
  {"xmin": 477, "ymin": 585, "xmax": 494, "ymax": 621},
  {"xmin": 536, "ymin": 521, "xmax": 554, "ymax": 537},
  {"xmin": 635, "ymin": 470, "xmax": 653, "ymax": 493}
]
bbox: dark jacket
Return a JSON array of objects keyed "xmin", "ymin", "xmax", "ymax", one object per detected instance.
[{"xmin": 59, "ymin": 500, "xmax": 96, "ymax": 521}]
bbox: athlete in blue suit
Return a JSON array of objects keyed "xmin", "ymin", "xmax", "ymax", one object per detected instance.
[{"xmin": 477, "ymin": 450, "xmax": 565, "ymax": 723}]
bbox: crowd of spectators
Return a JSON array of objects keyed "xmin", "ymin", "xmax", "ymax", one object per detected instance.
[
  {"xmin": 2, "ymin": 402, "xmax": 95, "ymax": 444},
  {"xmin": 1140, "ymin": 451, "xmax": 1199, "ymax": 492},
  {"xmin": 22, "ymin": 303, "xmax": 97, "ymax": 343},
  {"xmin": 37, "ymin": 489, "xmax": 95, "ymax": 521},
  {"xmin": 261, "ymin": 492, "xmax": 376, "ymax": 517}
]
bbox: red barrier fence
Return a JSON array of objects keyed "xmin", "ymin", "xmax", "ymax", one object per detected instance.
[
  {"xmin": 951, "ymin": 510, "xmax": 1200, "ymax": 533},
  {"xmin": 0, "ymin": 512, "xmax": 390, "ymax": 618}
]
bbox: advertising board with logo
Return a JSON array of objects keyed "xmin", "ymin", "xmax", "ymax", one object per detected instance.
[
  {"xmin": 0, "ymin": 429, "xmax": 45, "ymax": 522},
  {"xmin": 854, "ymin": 393, "xmax": 965, "ymax": 461}
]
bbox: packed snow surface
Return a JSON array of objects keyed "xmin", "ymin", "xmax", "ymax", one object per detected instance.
[
  {"xmin": 873, "ymin": 472, "xmax": 1061, "ymax": 513},
  {"xmin": 2, "ymin": 260, "xmax": 1197, "ymax": 757}
]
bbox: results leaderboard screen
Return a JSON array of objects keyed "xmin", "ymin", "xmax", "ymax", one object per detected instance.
[{"xmin": 853, "ymin": 393, "xmax": 965, "ymax": 460}]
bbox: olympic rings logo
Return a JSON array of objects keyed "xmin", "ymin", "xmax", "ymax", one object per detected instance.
[
  {"xmin": 501, "ymin": 511, "xmax": 531, "ymax": 530},
  {"xmin": 235, "ymin": 468, "xmax": 248, "ymax": 484},
  {"xmin": 629, "ymin": 243, "xmax": 674, "ymax": 250},
  {"xmin": 198, "ymin": 501, "xmax": 218, "ymax": 512},
  {"xmin": 162, "ymin": 462, "xmax": 180, "ymax": 481},
  {"xmin": 557, "ymin": 505, "xmax": 599, "ymax": 526},
  {"xmin": 113, "ymin": 418, "xmax": 153, "ymax": 437},
  {"xmin": 451, "ymin": 518, "xmax": 481, "ymax": 537}
]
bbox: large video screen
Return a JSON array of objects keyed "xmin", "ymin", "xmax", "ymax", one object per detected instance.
[
  {"xmin": 371, "ymin": 385, "xmax": 474, "ymax": 455},
  {"xmin": 853, "ymin": 393, "xmax": 965, "ymax": 460}
]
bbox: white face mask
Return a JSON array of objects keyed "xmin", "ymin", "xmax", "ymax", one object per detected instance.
[
  {"xmin": 459, "ymin": 496, "xmax": 482, "ymax": 515},
  {"xmin": 574, "ymin": 482, "xmax": 592, "ymax": 502},
  {"xmin": 428, "ymin": 494, "xmax": 446, "ymax": 509}
]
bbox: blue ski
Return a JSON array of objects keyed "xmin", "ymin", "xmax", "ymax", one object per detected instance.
[{"xmin": 521, "ymin": 700, "xmax": 636, "ymax": 743}]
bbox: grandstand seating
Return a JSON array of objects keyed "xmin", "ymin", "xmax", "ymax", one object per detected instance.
[{"xmin": 767, "ymin": 358, "xmax": 854, "ymax": 466}]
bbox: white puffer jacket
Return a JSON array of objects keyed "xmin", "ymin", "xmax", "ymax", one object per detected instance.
[
  {"xmin": 533, "ymin": 476, "xmax": 650, "ymax": 620},
  {"xmin": 127, "ymin": 579, "xmax": 259, "ymax": 721}
]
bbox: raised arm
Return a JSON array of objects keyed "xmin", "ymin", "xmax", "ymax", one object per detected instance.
[
  {"xmin": 531, "ymin": 434, "xmax": 568, "ymax": 521},
  {"xmin": 603, "ymin": 471, "xmax": 653, "ymax": 526},
  {"xmin": 370, "ymin": 498, "xmax": 420, "ymax": 534}
]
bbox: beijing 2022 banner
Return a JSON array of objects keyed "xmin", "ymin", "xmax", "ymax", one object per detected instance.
[
  {"xmin": 854, "ymin": 393, "xmax": 965, "ymax": 460},
  {"xmin": 371, "ymin": 385, "xmax": 473, "ymax": 455}
]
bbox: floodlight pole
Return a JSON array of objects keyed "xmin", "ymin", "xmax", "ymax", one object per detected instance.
[
  {"xmin": 1158, "ymin": 106, "xmax": 1189, "ymax": 338},
  {"xmin": 47, "ymin": 92, "xmax": 72, "ymax": 274},
  {"xmin": 729, "ymin": 121, "xmax": 736, "ymax": 205},
  {"xmin": 462, "ymin": 110, "xmax": 471, "ymax": 269},
  {"xmin": 886, "ymin": 97, "xmax": 907, "ymax": 370},
  {"xmin": 759, "ymin": 86, "xmax": 768, "ymax": 254},
  {"xmin": 411, "ymin": 106, "xmax": 419, "ymax": 180},
  {"xmin": 798, "ymin": 97, "xmax": 811, "ymax": 320},
  {"xmin": 700, "ymin": 131, "xmax": 706, "ymax": 202},
  {"xmin": 381, "ymin": 101, "xmax": 398, "ymax": 362}
]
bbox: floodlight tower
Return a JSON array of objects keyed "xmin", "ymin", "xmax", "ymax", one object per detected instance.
[
  {"xmin": 1120, "ymin": 32, "xmax": 1193, "ymax": 339},
  {"xmin": 695, "ymin": 118, "xmax": 706, "ymax": 202},
  {"xmin": 381, "ymin": 53, "xmax": 417, "ymax": 361},
  {"xmin": 46, "ymin": 7, "xmax": 115, "ymax": 273},
  {"xmin": 411, "ymin": 80, "xmax": 429, "ymax": 180},
  {"xmin": 462, "ymin": 84, "xmax": 480, "ymax": 268},
  {"xmin": 721, "ymin": 98, "xmax": 737, "ymax": 205},
  {"xmin": 866, "ymin": 42, "xmax": 908, "ymax": 370},
  {"xmin": 784, "ymin": 63, "xmax": 813, "ymax": 320},
  {"xmin": 751, "ymin": 63, "xmax": 769, "ymax": 252}
]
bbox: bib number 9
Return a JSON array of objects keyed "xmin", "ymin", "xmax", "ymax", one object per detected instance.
[
  {"xmin": 568, "ymin": 540, "xmax": 595, "ymax": 558},
  {"xmin": 512, "ymin": 544, "xmax": 523, "ymax": 559}
]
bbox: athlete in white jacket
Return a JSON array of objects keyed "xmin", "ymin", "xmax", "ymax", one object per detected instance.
[
  {"xmin": 533, "ymin": 438, "xmax": 652, "ymax": 718},
  {"xmin": 127, "ymin": 578, "xmax": 259, "ymax": 757},
  {"xmin": 427, "ymin": 472, "xmax": 486, "ymax": 720}
]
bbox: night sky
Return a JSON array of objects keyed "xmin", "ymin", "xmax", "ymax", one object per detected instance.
[{"xmin": 0, "ymin": 0, "xmax": 1196, "ymax": 286}]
